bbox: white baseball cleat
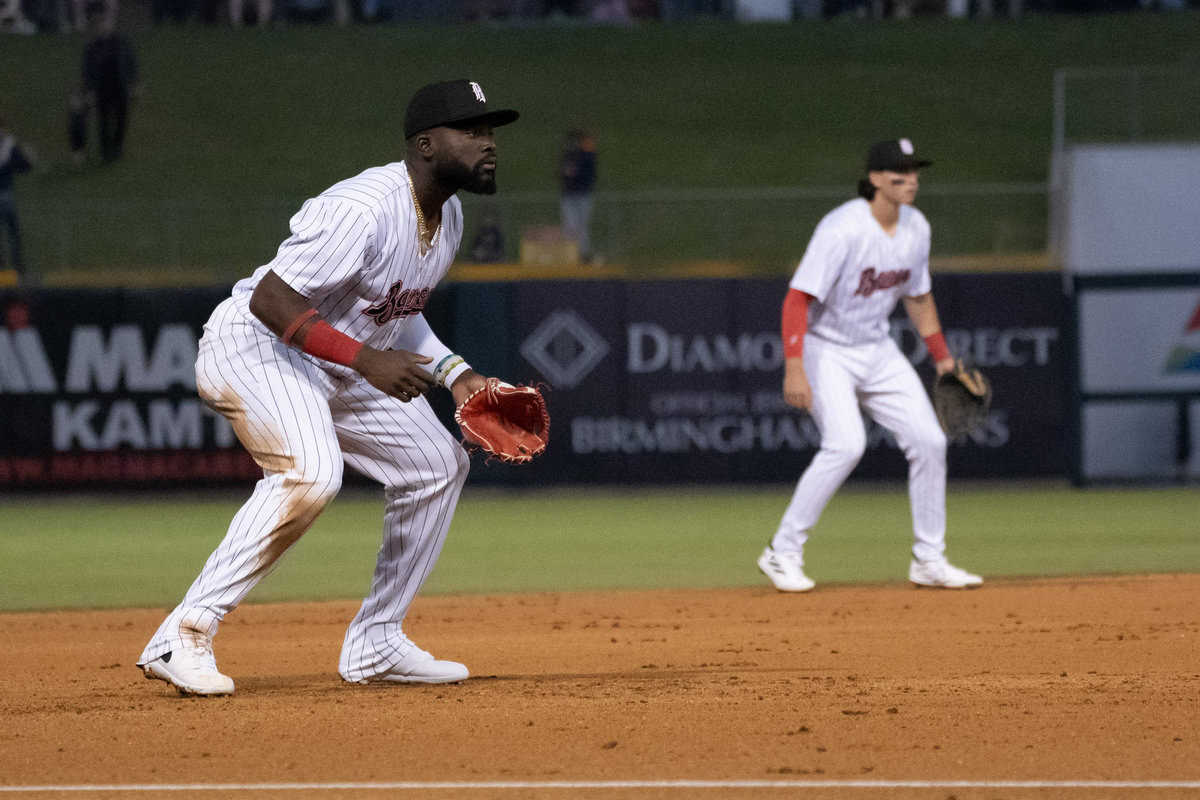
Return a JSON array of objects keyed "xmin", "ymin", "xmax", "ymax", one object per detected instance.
[
  {"xmin": 909, "ymin": 558, "xmax": 983, "ymax": 589},
  {"xmin": 141, "ymin": 645, "xmax": 235, "ymax": 696},
  {"xmin": 757, "ymin": 546, "xmax": 816, "ymax": 592},
  {"xmin": 358, "ymin": 639, "xmax": 469, "ymax": 685}
]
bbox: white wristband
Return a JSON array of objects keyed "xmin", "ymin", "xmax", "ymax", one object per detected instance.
[
  {"xmin": 433, "ymin": 354, "xmax": 471, "ymax": 388},
  {"xmin": 442, "ymin": 360, "xmax": 472, "ymax": 389}
]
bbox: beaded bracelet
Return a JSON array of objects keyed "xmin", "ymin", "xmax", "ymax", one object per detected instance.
[{"xmin": 434, "ymin": 354, "xmax": 469, "ymax": 387}]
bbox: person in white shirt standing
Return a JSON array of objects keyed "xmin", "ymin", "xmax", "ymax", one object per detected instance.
[
  {"xmin": 138, "ymin": 80, "xmax": 520, "ymax": 695},
  {"xmin": 758, "ymin": 138, "xmax": 982, "ymax": 593}
]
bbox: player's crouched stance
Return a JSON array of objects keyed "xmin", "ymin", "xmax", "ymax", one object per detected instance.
[
  {"xmin": 758, "ymin": 139, "xmax": 982, "ymax": 595},
  {"xmin": 137, "ymin": 80, "xmax": 522, "ymax": 696}
]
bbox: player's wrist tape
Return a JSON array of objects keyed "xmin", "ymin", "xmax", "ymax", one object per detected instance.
[
  {"xmin": 301, "ymin": 320, "xmax": 364, "ymax": 367},
  {"xmin": 434, "ymin": 354, "xmax": 471, "ymax": 388},
  {"xmin": 282, "ymin": 309, "xmax": 319, "ymax": 346},
  {"xmin": 923, "ymin": 331, "xmax": 950, "ymax": 363}
]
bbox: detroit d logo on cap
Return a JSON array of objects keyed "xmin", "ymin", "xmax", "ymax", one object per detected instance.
[{"xmin": 470, "ymin": 82, "xmax": 486, "ymax": 103}]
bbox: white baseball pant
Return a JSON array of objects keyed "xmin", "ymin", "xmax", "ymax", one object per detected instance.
[
  {"xmin": 772, "ymin": 334, "xmax": 948, "ymax": 563},
  {"xmin": 138, "ymin": 300, "xmax": 469, "ymax": 683}
]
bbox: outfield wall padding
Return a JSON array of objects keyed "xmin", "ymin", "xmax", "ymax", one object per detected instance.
[{"xmin": 0, "ymin": 274, "xmax": 1066, "ymax": 487}]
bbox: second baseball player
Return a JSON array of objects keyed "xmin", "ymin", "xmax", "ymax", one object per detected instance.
[{"xmin": 759, "ymin": 138, "xmax": 983, "ymax": 593}]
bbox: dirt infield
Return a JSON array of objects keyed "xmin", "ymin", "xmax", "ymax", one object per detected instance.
[{"xmin": 2, "ymin": 574, "xmax": 1198, "ymax": 799}]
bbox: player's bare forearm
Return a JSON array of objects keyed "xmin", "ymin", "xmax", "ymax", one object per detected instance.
[
  {"xmin": 250, "ymin": 270, "xmax": 433, "ymax": 401},
  {"xmin": 248, "ymin": 270, "xmax": 317, "ymax": 337},
  {"xmin": 903, "ymin": 293, "xmax": 955, "ymax": 374},
  {"xmin": 449, "ymin": 370, "xmax": 487, "ymax": 406},
  {"xmin": 902, "ymin": 292, "xmax": 942, "ymax": 337}
]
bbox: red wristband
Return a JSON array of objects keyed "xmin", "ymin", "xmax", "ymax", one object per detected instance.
[
  {"xmin": 781, "ymin": 289, "xmax": 810, "ymax": 358},
  {"xmin": 923, "ymin": 331, "xmax": 951, "ymax": 363},
  {"xmin": 282, "ymin": 308, "xmax": 318, "ymax": 346},
  {"xmin": 302, "ymin": 320, "xmax": 364, "ymax": 367}
]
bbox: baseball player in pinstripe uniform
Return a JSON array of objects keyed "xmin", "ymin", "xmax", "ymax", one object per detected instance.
[
  {"xmin": 137, "ymin": 80, "xmax": 519, "ymax": 695},
  {"xmin": 758, "ymin": 139, "xmax": 982, "ymax": 593}
]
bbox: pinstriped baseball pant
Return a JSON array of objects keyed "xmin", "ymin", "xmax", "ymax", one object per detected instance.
[
  {"xmin": 137, "ymin": 302, "xmax": 469, "ymax": 682},
  {"xmin": 771, "ymin": 334, "xmax": 948, "ymax": 564}
]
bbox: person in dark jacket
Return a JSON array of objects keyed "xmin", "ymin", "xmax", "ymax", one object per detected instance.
[
  {"xmin": 81, "ymin": 0, "xmax": 139, "ymax": 163},
  {"xmin": 0, "ymin": 116, "xmax": 34, "ymax": 278},
  {"xmin": 559, "ymin": 128, "xmax": 597, "ymax": 263}
]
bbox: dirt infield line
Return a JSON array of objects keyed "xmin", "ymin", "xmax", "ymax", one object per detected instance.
[
  {"xmin": 5, "ymin": 780, "xmax": 1200, "ymax": 793},
  {"xmin": 3, "ymin": 576, "xmax": 1198, "ymax": 800}
]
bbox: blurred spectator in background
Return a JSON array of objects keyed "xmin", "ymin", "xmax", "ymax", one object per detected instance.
[
  {"xmin": 152, "ymin": 0, "xmax": 194, "ymax": 22},
  {"xmin": 68, "ymin": 91, "xmax": 88, "ymax": 167},
  {"xmin": 658, "ymin": 0, "xmax": 723, "ymax": 18},
  {"xmin": 81, "ymin": 0, "xmax": 138, "ymax": 163},
  {"xmin": 590, "ymin": 0, "xmax": 632, "ymax": 20},
  {"xmin": 624, "ymin": 0, "xmax": 658, "ymax": 15},
  {"xmin": 12, "ymin": 0, "xmax": 49, "ymax": 31},
  {"xmin": 359, "ymin": 0, "xmax": 394, "ymax": 22},
  {"xmin": 0, "ymin": 116, "xmax": 34, "ymax": 281},
  {"xmin": 196, "ymin": 0, "xmax": 219, "ymax": 22},
  {"xmin": 559, "ymin": 128, "xmax": 597, "ymax": 263},
  {"xmin": 0, "ymin": 0, "xmax": 37, "ymax": 31},
  {"xmin": 230, "ymin": 0, "xmax": 270, "ymax": 25},
  {"xmin": 17, "ymin": 0, "xmax": 88, "ymax": 33},
  {"xmin": 469, "ymin": 209, "xmax": 506, "ymax": 263},
  {"xmin": 462, "ymin": 0, "xmax": 517, "ymax": 19},
  {"xmin": 279, "ymin": 0, "xmax": 347, "ymax": 24}
]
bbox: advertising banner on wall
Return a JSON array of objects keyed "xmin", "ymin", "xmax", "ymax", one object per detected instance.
[
  {"xmin": 0, "ymin": 288, "xmax": 258, "ymax": 487},
  {"xmin": 1, "ymin": 274, "xmax": 1067, "ymax": 488},
  {"xmin": 1071, "ymin": 276, "xmax": 1200, "ymax": 482},
  {"xmin": 1079, "ymin": 287, "xmax": 1200, "ymax": 393},
  {"xmin": 470, "ymin": 273, "xmax": 1067, "ymax": 486}
]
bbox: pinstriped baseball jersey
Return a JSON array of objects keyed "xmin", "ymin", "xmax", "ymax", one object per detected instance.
[
  {"xmin": 137, "ymin": 158, "xmax": 477, "ymax": 686},
  {"xmin": 229, "ymin": 160, "xmax": 462, "ymax": 374},
  {"xmin": 789, "ymin": 198, "xmax": 931, "ymax": 347}
]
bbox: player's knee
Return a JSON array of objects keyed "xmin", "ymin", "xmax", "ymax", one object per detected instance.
[
  {"xmin": 398, "ymin": 436, "xmax": 469, "ymax": 497},
  {"xmin": 434, "ymin": 441, "xmax": 471, "ymax": 496},
  {"xmin": 286, "ymin": 458, "xmax": 343, "ymax": 510},
  {"xmin": 908, "ymin": 426, "xmax": 947, "ymax": 463},
  {"xmin": 450, "ymin": 440, "xmax": 471, "ymax": 483},
  {"xmin": 437, "ymin": 437, "xmax": 470, "ymax": 489},
  {"xmin": 821, "ymin": 434, "xmax": 866, "ymax": 469}
]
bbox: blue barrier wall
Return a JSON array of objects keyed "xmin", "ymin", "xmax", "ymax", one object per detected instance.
[{"xmin": 0, "ymin": 274, "xmax": 1066, "ymax": 487}]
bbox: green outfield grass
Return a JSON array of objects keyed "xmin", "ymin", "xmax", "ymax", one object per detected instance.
[
  {"xmin": 6, "ymin": 13, "xmax": 1200, "ymax": 277},
  {"xmin": 0, "ymin": 482, "xmax": 1196, "ymax": 612}
]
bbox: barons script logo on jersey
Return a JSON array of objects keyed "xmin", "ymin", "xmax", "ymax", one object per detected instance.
[
  {"xmin": 1163, "ymin": 298, "xmax": 1200, "ymax": 373},
  {"xmin": 854, "ymin": 267, "xmax": 911, "ymax": 298},
  {"xmin": 363, "ymin": 281, "xmax": 432, "ymax": 325}
]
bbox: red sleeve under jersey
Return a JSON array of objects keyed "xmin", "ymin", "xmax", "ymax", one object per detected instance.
[{"xmin": 781, "ymin": 289, "xmax": 812, "ymax": 358}]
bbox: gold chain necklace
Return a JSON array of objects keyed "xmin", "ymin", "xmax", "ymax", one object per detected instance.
[{"xmin": 407, "ymin": 175, "xmax": 439, "ymax": 256}]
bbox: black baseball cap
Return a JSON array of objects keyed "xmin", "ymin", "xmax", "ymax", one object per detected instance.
[
  {"xmin": 866, "ymin": 138, "xmax": 932, "ymax": 172},
  {"xmin": 404, "ymin": 80, "xmax": 520, "ymax": 139}
]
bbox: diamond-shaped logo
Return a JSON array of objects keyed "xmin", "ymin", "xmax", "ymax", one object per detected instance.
[{"xmin": 520, "ymin": 310, "xmax": 610, "ymax": 389}]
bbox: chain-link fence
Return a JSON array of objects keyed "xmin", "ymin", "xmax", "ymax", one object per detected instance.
[
  {"xmin": 1052, "ymin": 65, "xmax": 1200, "ymax": 158},
  {"xmin": 464, "ymin": 183, "xmax": 1047, "ymax": 270},
  {"xmin": 19, "ymin": 182, "xmax": 1047, "ymax": 282}
]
